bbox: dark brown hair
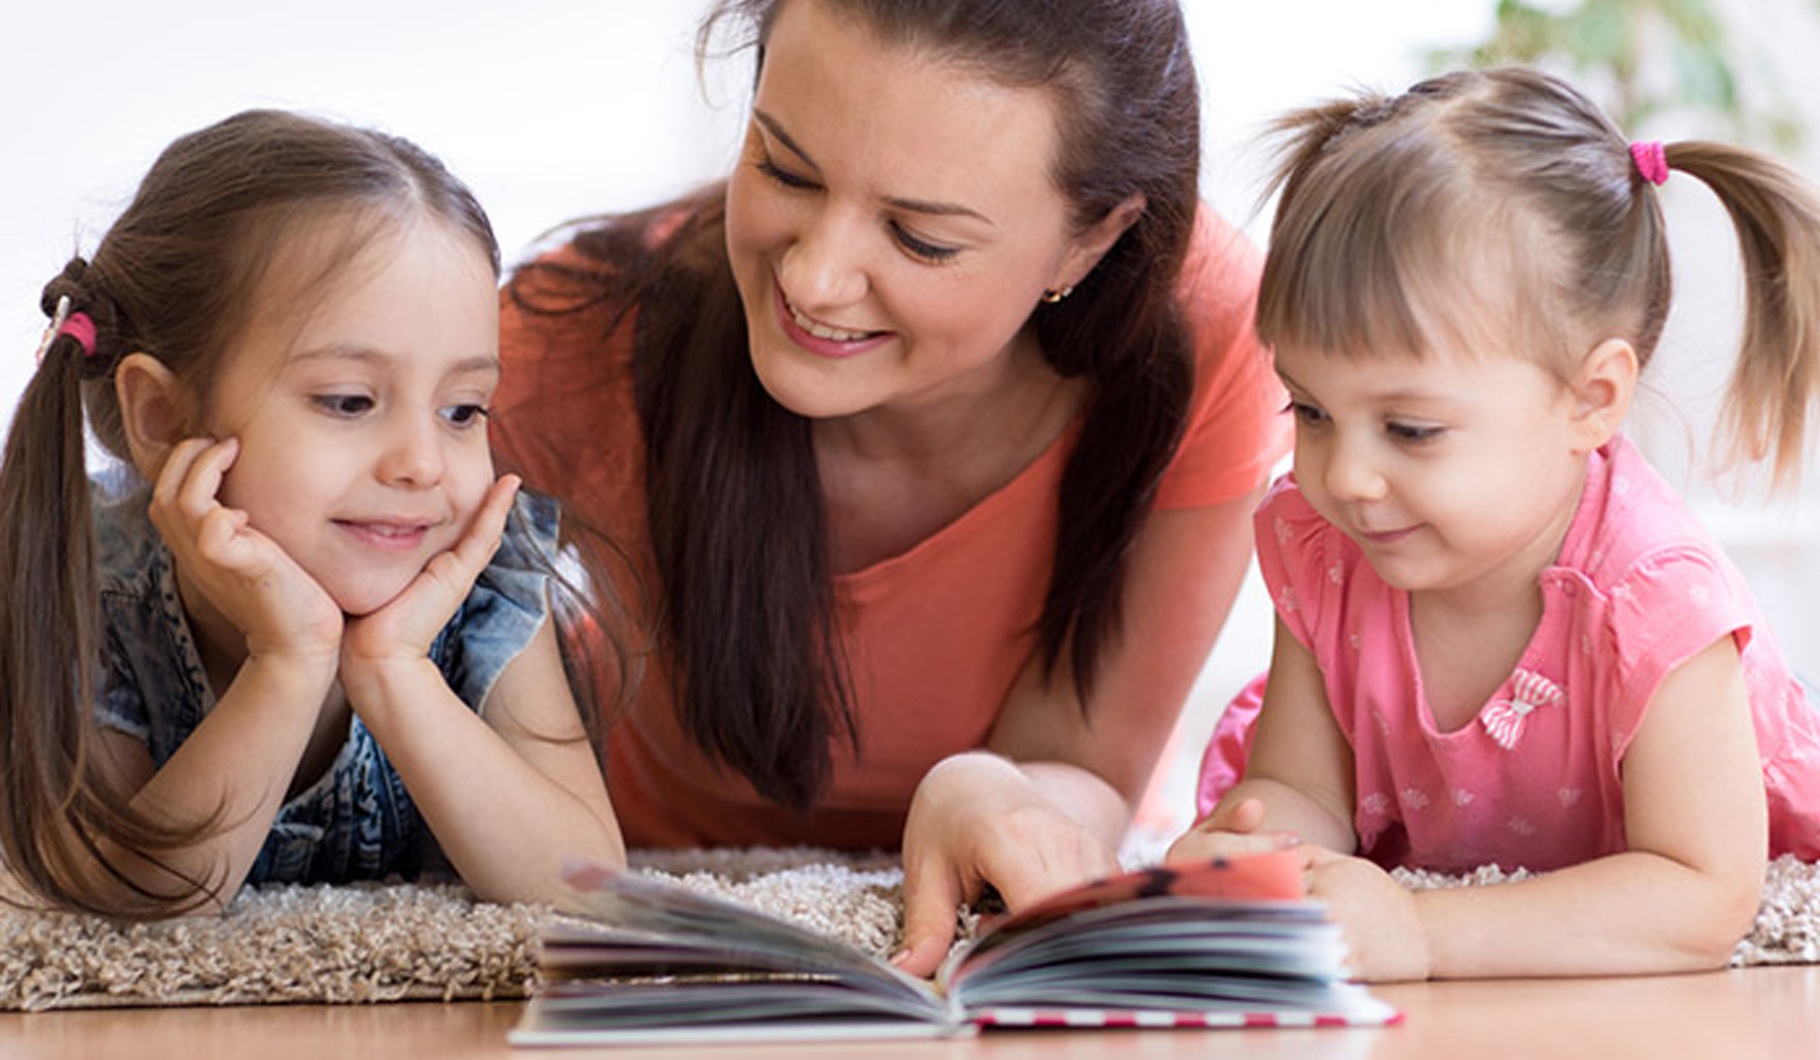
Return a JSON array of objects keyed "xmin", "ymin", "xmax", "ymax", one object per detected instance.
[
  {"xmin": 505, "ymin": 0, "xmax": 1203, "ymax": 812},
  {"xmin": 0, "ymin": 109, "xmax": 499, "ymax": 917},
  {"xmin": 1257, "ymin": 66, "xmax": 1820, "ymax": 487}
]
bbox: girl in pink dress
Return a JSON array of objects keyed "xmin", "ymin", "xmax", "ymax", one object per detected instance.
[{"xmin": 1170, "ymin": 67, "xmax": 1820, "ymax": 981}]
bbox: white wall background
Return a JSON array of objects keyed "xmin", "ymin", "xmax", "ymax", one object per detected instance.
[{"xmin": 2, "ymin": 1, "xmax": 1816, "ymax": 837}]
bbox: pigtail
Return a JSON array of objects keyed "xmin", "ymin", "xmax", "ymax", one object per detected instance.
[
  {"xmin": 0, "ymin": 264, "xmax": 221, "ymax": 917},
  {"xmin": 1, "ymin": 262, "xmax": 115, "ymax": 908},
  {"xmin": 1664, "ymin": 143, "xmax": 1820, "ymax": 490}
]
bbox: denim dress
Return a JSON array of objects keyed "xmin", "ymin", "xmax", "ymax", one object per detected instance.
[{"xmin": 91, "ymin": 481, "xmax": 560, "ymax": 886}]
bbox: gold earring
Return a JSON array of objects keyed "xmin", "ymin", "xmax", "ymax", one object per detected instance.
[{"xmin": 1040, "ymin": 285, "xmax": 1074, "ymax": 304}]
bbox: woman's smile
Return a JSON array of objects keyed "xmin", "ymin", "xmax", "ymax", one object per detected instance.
[{"xmin": 774, "ymin": 282, "xmax": 889, "ymax": 358}]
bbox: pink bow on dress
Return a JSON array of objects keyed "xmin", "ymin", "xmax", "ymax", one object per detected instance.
[{"xmin": 1480, "ymin": 668, "xmax": 1564, "ymax": 750}]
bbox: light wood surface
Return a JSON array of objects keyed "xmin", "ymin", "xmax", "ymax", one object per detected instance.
[{"xmin": 2, "ymin": 966, "xmax": 1817, "ymax": 1060}]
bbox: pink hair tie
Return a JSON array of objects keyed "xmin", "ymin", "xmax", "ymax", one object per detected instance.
[
  {"xmin": 59, "ymin": 312, "xmax": 98, "ymax": 358},
  {"xmin": 1630, "ymin": 140, "xmax": 1669, "ymax": 187},
  {"xmin": 33, "ymin": 295, "xmax": 98, "ymax": 364}
]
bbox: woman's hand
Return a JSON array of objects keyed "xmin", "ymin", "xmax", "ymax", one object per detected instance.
[
  {"xmin": 894, "ymin": 752, "xmax": 1122, "ymax": 977},
  {"xmin": 148, "ymin": 436, "xmax": 342, "ymax": 667},
  {"xmin": 341, "ymin": 475, "xmax": 520, "ymax": 701}
]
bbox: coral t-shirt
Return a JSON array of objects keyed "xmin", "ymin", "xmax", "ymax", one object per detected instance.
[
  {"xmin": 494, "ymin": 207, "xmax": 1288, "ymax": 848},
  {"xmin": 1200, "ymin": 436, "xmax": 1820, "ymax": 871}
]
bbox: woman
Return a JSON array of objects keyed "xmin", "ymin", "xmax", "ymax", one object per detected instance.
[{"xmin": 492, "ymin": 0, "xmax": 1286, "ymax": 974}]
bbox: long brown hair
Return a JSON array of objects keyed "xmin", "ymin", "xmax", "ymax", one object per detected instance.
[
  {"xmin": 1257, "ymin": 66, "xmax": 1820, "ymax": 488},
  {"xmin": 505, "ymin": 0, "xmax": 1203, "ymax": 813},
  {"xmin": 0, "ymin": 109, "xmax": 499, "ymax": 917}
]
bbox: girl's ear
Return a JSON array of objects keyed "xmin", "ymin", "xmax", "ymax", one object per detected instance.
[
  {"xmin": 1051, "ymin": 193, "xmax": 1147, "ymax": 296},
  {"xmin": 1569, "ymin": 337, "xmax": 1639, "ymax": 453},
  {"xmin": 115, "ymin": 353, "xmax": 195, "ymax": 479}
]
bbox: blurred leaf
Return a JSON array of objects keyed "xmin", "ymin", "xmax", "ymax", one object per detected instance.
[
  {"xmin": 1428, "ymin": 0, "xmax": 1808, "ymax": 149},
  {"xmin": 1668, "ymin": 36, "xmax": 1737, "ymax": 110},
  {"xmin": 1559, "ymin": 1, "xmax": 1633, "ymax": 69}
]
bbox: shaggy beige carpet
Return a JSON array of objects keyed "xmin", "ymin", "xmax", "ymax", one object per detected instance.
[{"xmin": 2, "ymin": 849, "xmax": 1815, "ymax": 1012}]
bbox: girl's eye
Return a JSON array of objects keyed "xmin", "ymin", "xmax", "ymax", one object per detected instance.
[
  {"xmin": 313, "ymin": 394, "xmax": 374, "ymax": 418},
  {"xmin": 1387, "ymin": 421, "xmax": 1444, "ymax": 444},
  {"xmin": 1285, "ymin": 399, "xmax": 1329, "ymax": 426},
  {"xmin": 890, "ymin": 222, "xmax": 960, "ymax": 264},
  {"xmin": 441, "ymin": 404, "xmax": 491, "ymax": 428}
]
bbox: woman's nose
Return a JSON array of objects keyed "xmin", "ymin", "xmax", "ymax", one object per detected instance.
[{"xmin": 779, "ymin": 206, "xmax": 870, "ymax": 310}]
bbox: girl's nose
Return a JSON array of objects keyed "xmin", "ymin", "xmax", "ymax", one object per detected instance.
[
  {"xmin": 377, "ymin": 418, "xmax": 445, "ymax": 488},
  {"xmin": 1323, "ymin": 435, "xmax": 1389, "ymax": 502}
]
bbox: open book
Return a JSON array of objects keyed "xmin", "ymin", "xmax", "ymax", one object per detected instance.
[{"xmin": 509, "ymin": 850, "xmax": 1398, "ymax": 1046}]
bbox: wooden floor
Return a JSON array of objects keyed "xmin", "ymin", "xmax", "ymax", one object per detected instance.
[{"xmin": 2, "ymin": 965, "xmax": 1817, "ymax": 1059}]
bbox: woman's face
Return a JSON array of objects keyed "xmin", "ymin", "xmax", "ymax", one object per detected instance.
[{"xmin": 724, "ymin": 0, "xmax": 1119, "ymax": 424}]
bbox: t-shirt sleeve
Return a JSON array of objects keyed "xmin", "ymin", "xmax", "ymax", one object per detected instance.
[
  {"xmin": 439, "ymin": 489, "xmax": 562, "ymax": 714},
  {"xmin": 1250, "ymin": 474, "xmax": 1339, "ymax": 652},
  {"xmin": 1604, "ymin": 545, "xmax": 1756, "ymax": 748},
  {"xmin": 1154, "ymin": 206, "xmax": 1292, "ymax": 510}
]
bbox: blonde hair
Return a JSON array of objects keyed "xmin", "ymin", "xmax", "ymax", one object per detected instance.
[{"xmin": 1257, "ymin": 66, "xmax": 1820, "ymax": 488}]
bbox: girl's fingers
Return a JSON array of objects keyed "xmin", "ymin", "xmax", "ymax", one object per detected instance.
[
  {"xmin": 460, "ymin": 475, "xmax": 521, "ymax": 562},
  {"xmin": 152, "ymin": 436, "xmax": 238, "ymax": 528},
  {"xmin": 1200, "ymin": 795, "xmax": 1268, "ymax": 835}
]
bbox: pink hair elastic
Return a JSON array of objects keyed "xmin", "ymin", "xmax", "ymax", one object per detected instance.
[
  {"xmin": 34, "ymin": 295, "xmax": 96, "ymax": 363},
  {"xmin": 1630, "ymin": 140, "xmax": 1669, "ymax": 186},
  {"xmin": 59, "ymin": 312, "xmax": 97, "ymax": 358}
]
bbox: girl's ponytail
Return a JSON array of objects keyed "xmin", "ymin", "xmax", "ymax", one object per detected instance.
[
  {"xmin": 1665, "ymin": 143, "xmax": 1820, "ymax": 490},
  {"xmin": 1, "ymin": 263, "xmax": 218, "ymax": 917},
  {"xmin": 1, "ymin": 263, "xmax": 120, "ymax": 910}
]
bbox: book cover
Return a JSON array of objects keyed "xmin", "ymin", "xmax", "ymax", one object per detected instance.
[{"xmin": 509, "ymin": 850, "xmax": 1399, "ymax": 1046}]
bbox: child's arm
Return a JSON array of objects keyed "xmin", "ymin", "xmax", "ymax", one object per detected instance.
[
  {"xmin": 1315, "ymin": 634, "xmax": 1767, "ymax": 981},
  {"xmin": 338, "ymin": 476, "xmax": 624, "ymax": 904},
  {"xmin": 91, "ymin": 438, "xmax": 345, "ymax": 912},
  {"xmin": 1168, "ymin": 617, "xmax": 1358, "ymax": 861}
]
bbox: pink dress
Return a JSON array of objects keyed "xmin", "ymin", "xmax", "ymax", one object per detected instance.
[{"xmin": 1199, "ymin": 436, "xmax": 1820, "ymax": 871}]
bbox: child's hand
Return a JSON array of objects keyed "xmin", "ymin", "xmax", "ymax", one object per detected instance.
[
  {"xmin": 1165, "ymin": 795, "xmax": 1302, "ymax": 862},
  {"xmin": 340, "ymin": 475, "xmax": 520, "ymax": 672},
  {"xmin": 148, "ymin": 436, "xmax": 342, "ymax": 666},
  {"xmin": 1301, "ymin": 847, "xmax": 1433, "ymax": 982}
]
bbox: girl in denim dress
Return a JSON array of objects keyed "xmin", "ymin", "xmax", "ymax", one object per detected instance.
[{"xmin": 0, "ymin": 110, "xmax": 624, "ymax": 919}]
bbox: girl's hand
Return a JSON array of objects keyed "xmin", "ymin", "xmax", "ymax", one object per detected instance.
[
  {"xmin": 894, "ymin": 752, "xmax": 1122, "ymax": 978},
  {"xmin": 341, "ymin": 475, "xmax": 520, "ymax": 675},
  {"xmin": 1165, "ymin": 795, "xmax": 1303, "ymax": 863},
  {"xmin": 1301, "ymin": 846, "xmax": 1433, "ymax": 982},
  {"xmin": 148, "ymin": 436, "xmax": 342, "ymax": 664}
]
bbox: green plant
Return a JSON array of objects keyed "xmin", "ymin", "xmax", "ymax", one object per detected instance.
[{"xmin": 1429, "ymin": 0, "xmax": 1805, "ymax": 149}]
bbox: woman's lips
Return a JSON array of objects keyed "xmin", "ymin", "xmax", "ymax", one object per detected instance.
[{"xmin": 773, "ymin": 284, "xmax": 890, "ymax": 359}]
